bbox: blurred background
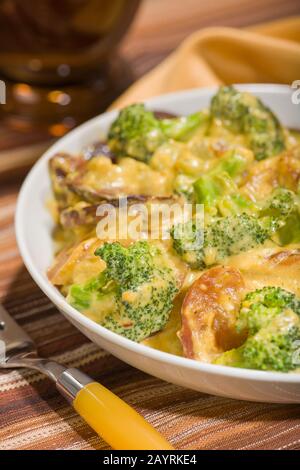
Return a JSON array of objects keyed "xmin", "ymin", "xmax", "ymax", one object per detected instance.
[
  {"xmin": 0, "ymin": 0, "xmax": 299, "ymax": 178},
  {"xmin": 121, "ymin": 0, "xmax": 300, "ymax": 79}
]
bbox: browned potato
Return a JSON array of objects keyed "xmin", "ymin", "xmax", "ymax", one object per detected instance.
[
  {"xmin": 49, "ymin": 145, "xmax": 117, "ymax": 209},
  {"xmin": 48, "ymin": 237, "xmax": 104, "ymax": 287},
  {"xmin": 226, "ymin": 246, "xmax": 300, "ymax": 295},
  {"xmin": 179, "ymin": 266, "xmax": 247, "ymax": 362},
  {"xmin": 278, "ymin": 146, "xmax": 300, "ymax": 192},
  {"xmin": 178, "ymin": 248, "xmax": 300, "ymax": 363},
  {"xmin": 59, "ymin": 195, "xmax": 180, "ymax": 231},
  {"xmin": 240, "ymin": 154, "xmax": 280, "ymax": 201},
  {"xmin": 49, "ymin": 152, "xmax": 83, "ymax": 210},
  {"xmin": 241, "ymin": 145, "xmax": 300, "ymax": 201}
]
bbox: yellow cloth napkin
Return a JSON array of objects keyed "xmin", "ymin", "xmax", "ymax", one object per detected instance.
[{"xmin": 112, "ymin": 16, "xmax": 300, "ymax": 109}]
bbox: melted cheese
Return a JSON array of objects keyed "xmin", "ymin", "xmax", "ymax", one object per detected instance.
[
  {"xmin": 79, "ymin": 156, "xmax": 172, "ymax": 197},
  {"xmin": 143, "ymin": 295, "xmax": 183, "ymax": 356},
  {"xmin": 49, "ymin": 119, "xmax": 300, "ymax": 362},
  {"xmin": 226, "ymin": 245, "xmax": 300, "ymax": 296}
]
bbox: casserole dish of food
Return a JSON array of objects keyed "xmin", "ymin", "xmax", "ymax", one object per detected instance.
[{"xmin": 16, "ymin": 84, "xmax": 300, "ymax": 403}]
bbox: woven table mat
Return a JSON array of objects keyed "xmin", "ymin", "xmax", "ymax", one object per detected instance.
[{"xmin": 0, "ymin": 183, "xmax": 299, "ymax": 450}]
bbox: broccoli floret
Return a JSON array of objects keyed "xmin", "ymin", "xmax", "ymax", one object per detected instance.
[
  {"xmin": 171, "ymin": 218, "xmax": 205, "ymax": 268},
  {"xmin": 262, "ymin": 188, "xmax": 297, "ymax": 218},
  {"xmin": 95, "ymin": 241, "xmax": 154, "ymax": 291},
  {"xmin": 108, "ymin": 104, "xmax": 165, "ymax": 162},
  {"xmin": 260, "ymin": 188, "xmax": 300, "ymax": 241},
  {"xmin": 68, "ymin": 274, "xmax": 110, "ymax": 311},
  {"xmin": 160, "ymin": 112, "xmax": 208, "ymax": 141},
  {"xmin": 276, "ymin": 213, "xmax": 300, "ymax": 245},
  {"xmin": 194, "ymin": 171, "xmax": 236, "ymax": 206},
  {"xmin": 67, "ymin": 241, "xmax": 179, "ymax": 342},
  {"xmin": 211, "ymin": 86, "xmax": 285, "ymax": 160},
  {"xmin": 172, "ymin": 187, "xmax": 300, "ymax": 269},
  {"xmin": 211, "ymin": 85, "xmax": 250, "ymax": 133},
  {"xmin": 206, "ymin": 213, "xmax": 268, "ymax": 259},
  {"xmin": 240, "ymin": 318, "xmax": 300, "ymax": 372},
  {"xmin": 193, "ymin": 148, "xmax": 254, "ymax": 208},
  {"xmin": 215, "ymin": 287, "xmax": 300, "ymax": 372},
  {"xmin": 171, "ymin": 213, "xmax": 268, "ymax": 269},
  {"xmin": 237, "ymin": 286, "xmax": 300, "ymax": 335},
  {"xmin": 217, "ymin": 193, "xmax": 256, "ymax": 217},
  {"xmin": 108, "ymin": 104, "xmax": 207, "ymax": 162}
]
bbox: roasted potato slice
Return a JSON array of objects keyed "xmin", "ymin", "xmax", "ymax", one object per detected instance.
[
  {"xmin": 49, "ymin": 144, "xmax": 117, "ymax": 210},
  {"xmin": 179, "ymin": 266, "xmax": 247, "ymax": 362},
  {"xmin": 278, "ymin": 145, "xmax": 300, "ymax": 192},
  {"xmin": 241, "ymin": 145, "xmax": 300, "ymax": 201},
  {"xmin": 60, "ymin": 202, "xmax": 100, "ymax": 229},
  {"xmin": 240, "ymin": 154, "xmax": 280, "ymax": 201},
  {"xmin": 59, "ymin": 195, "xmax": 183, "ymax": 234},
  {"xmin": 48, "ymin": 237, "xmax": 104, "ymax": 287},
  {"xmin": 66, "ymin": 156, "xmax": 172, "ymax": 203},
  {"xmin": 227, "ymin": 246, "xmax": 300, "ymax": 296},
  {"xmin": 49, "ymin": 152, "xmax": 83, "ymax": 210}
]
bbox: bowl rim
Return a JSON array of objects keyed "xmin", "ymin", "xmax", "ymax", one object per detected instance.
[{"xmin": 16, "ymin": 83, "xmax": 300, "ymax": 384}]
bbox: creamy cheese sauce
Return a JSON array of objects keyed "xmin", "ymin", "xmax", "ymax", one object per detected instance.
[
  {"xmin": 76, "ymin": 156, "xmax": 172, "ymax": 197},
  {"xmin": 48, "ymin": 105, "xmax": 300, "ymax": 365}
]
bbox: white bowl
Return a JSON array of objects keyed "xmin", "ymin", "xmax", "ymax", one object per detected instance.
[{"xmin": 16, "ymin": 84, "xmax": 300, "ymax": 403}]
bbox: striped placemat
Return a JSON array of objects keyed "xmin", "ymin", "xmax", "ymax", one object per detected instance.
[{"xmin": 0, "ymin": 184, "xmax": 300, "ymax": 450}]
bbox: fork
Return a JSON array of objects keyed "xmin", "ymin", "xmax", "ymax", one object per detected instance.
[{"xmin": 0, "ymin": 303, "xmax": 173, "ymax": 450}]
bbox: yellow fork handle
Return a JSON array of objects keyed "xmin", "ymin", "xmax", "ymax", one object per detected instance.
[{"xmin": 73, "ymin": 382, "xmax": 174, "ymax": 450}]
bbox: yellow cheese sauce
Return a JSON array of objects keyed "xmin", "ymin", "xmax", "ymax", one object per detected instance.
[
  {"xmin": 144, "ymin": 244, "xmax": 300, "ymax": 356},
  {"xmin": 75, "ymin": 156, "xmax": 173, "ymax": 197},
  {"xmin": 225, "ymin": 245, "xmax": 300, "ymax": 296},
  {"xmin": 290, "ymin": 130, "xmax": 300, "ymax": 144},
  {"xmin": 47, "ymin": 91, "xmax": 300, "ymax": 368},
  {"xmin": 143, "ymin": 295, "xmax": 183, "ymax": 356}
]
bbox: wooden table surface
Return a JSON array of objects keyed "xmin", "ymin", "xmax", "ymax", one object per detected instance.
[{"xmin": 0, "ymin": 0, "xmax": 300, "ymax": 451}]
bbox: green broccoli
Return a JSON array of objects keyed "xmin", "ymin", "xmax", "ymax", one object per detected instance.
[
  {"xmin": 215, "ymin": 287, "xmax": 300, "ymax": 372},
  {"xmin": 68, "ymin": 274, "xmax": 110, "ymax": 311},
  {"xmin": 172, "ymin": 187, "xmax": 300, "ymax": 269},
  {"xmin": 261, "ymin": 188, "xmax": 297, "ymax": 218},
  {"xmin": 96, "ymin": 241, "xmax": 154, "ymax": 291},
  {"xmin": 237, "ymin": 287, "xmax": 300, "ymax": 334},
  {"xmin": 275, "ymin": 213, "xmax": 300, "ymax": 245},
  {"xmin": 206, "ymin": 213, "xmax": 268, "ymax": 259},
  {"xmin": 216, "ymin": 148, "xmax": 253, "ymax": 178},
  {"xmin": 174, "ymin": 147, "xmax": 250, "ymax": 204},
  {"xmin": 193, "ymin": 171, "xmax": 236, "ymax": 206},
  {"xmin": 171, "ymin": 218, "xmax": 205, "ymax": 268},
  {"xmin": 108, "ymin": 104, "xmax": 165, "ymax": 162},
  {"xmin": 171, "ymin": 213, "xmax": 268, "ymax": 269},
  {"xmin": 211, "ymin": 85, "xmax": 250, "ymax": 133},
  {"xmin": 217, "ymin": 193, "xmax": 257, "ymax": 217},
  {"xmin": 222, "ymin": 177, "xmax": 299, "ymax": 222},
  {"xmin": 108, "ymin": 103, "xmax": 207, "ymax": 162},
  {"xmin": 211, "ymin": 86, "xmax": 285, "ymax": 160},
  {"xmin": 160, "ymin": 112, "xmax": 208, "ymax": 141},
  {"xmin": 260, "ymin": 188, "xmax": 300, "ymax": 242},
  {"xmin": 193, "ymin": 148, "xmax": 254, "ymax": 209},
  {"xmin": 67, "ymin": 241, "xmax": 179, "ymax": 342}
]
